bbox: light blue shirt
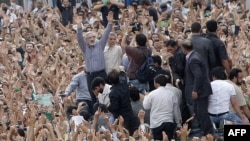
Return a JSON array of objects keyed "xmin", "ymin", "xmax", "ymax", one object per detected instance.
[
  {"xmin": 77, "ymin": 24, "xmax": 112, "ymax": 72},
  {"xmin": 65, "ymin": 72, "xmax": 92, "ymax": 101}
]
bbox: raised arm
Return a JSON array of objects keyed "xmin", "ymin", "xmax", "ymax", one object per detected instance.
[
  {"xmin": 99, "ymin": 11, "xmax": 113, "ymax": 50},
  {"xmin": 56, "ymin": 0, "xmax": 64, "ymax": 12},
  {"xmin": 77, "ymin": 23, "xmax": 87, "ymax": 53}
]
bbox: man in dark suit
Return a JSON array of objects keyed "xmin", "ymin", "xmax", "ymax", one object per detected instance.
[
  {"xmin": 182, "ymin": 40, "xmax": 213, "ymax": 137},
  {"xmin": 190, "ymin": 22, "xmax": 216, "ymax": 74}
]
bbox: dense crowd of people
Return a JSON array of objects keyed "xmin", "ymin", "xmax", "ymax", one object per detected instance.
[{"xmin": 0, "ymin": 0, "xmax": 250, "ymax": 140}]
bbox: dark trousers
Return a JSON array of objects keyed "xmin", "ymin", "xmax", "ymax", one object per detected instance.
[
  {"xmin": 123, "ymin": 114, "xmax": 140, "ymax": 136},
  {"xmin": 86, "ymin": 70, "xmax": 107, "ymax": 103},
  {"xmin": 152, "ymin": 122, "xmax": 175, "ymax": 140},
  {"xmin": 194, "ymin": 97, "xmax": 214, "ymax": 136}
]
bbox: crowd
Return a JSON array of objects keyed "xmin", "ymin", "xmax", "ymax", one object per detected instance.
[{"xmin": 0, "ymin": 0, "xmax": 250, "ymax": 140}]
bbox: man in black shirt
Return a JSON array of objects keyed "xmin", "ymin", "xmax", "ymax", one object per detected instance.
[
  {"xmin": 206, "ymin": 20, "xmax": 231, "ymax": 74},
  {"xmin": 93, "ymin": 0, "xmax": 124, "ymax": 27},
  {"xmin": 107, "ymin": 67, "xmax": 139, "ymax": 136},
  {"xmin": 140, "ymin": 0, "xmax": 158, "ymax": 23}
]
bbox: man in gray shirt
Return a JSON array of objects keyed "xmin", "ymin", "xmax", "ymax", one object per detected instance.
[
  {"xmin": 64, "ymin": 70, "xmax": 93, "ymax": 114},
  {"xmin": 77, "ymin": 11, "xmax": 114, "ymax": 103}
]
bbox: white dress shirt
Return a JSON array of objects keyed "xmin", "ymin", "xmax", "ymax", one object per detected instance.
[
  {"xmin": 104, "ymin": 45, "xmax": 124, "ymax": 74},
  {"xmin": 209, "ymin": 80, "xmax": 236, "ymax": 114},
  {"xmin": 143, "ymin": 86, "xmax": 182, "ymax": 128},
  {"xmin": 98, "ymin": 84, "xmax": 111, "ymax": 106}
]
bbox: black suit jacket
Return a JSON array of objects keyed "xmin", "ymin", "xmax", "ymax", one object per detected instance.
[
  {"xmin": 190, "ymin": 34, "xmax": 216, "ymax": 72},
  {"xmin": 184, "ymin": 51, "xmax": 212, "ymax": 105}
]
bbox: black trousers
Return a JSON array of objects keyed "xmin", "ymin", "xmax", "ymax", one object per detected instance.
[
  {"xmin": 194, "ymin": 97, "xmax": 214, "ymax": 136},
  {"xmin": 86, "ymin": 70, "xmax": 107, "ymax": 103},
  {"xmin": 152, "ymin": 122, "xmax": 175, "ymax": 140}
]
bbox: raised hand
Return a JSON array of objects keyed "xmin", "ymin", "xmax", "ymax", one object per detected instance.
[{"xmin": 107, "ymin": 11, "xmax": 114, "ymax": 24}]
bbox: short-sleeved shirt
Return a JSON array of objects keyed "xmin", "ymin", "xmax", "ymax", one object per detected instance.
[
  {"xmin": 226, "ymin": 80, "xmax": 247, "ymax": 110},
  {"xmin": 206, "ymin": 33, "xmax": 229, "ymax": 67}
]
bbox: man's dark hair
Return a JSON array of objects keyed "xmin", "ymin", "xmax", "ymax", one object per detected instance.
[
  {"xmin": 154, "ymin": 74, "xmax": 168, "ymax": 86},
  {"xmin": 164, "ymin": 39, "xmax": 177, "ymax": 47},
  {"xmin": 181, "ymin": 40, "xmax": 193, "ymax": 51},
  {"xmin": 136, "ymin": 34, "xmax": 147, "ymax": 46},
  {"xmin": 129, "ymin": 85, "xmax": 140, "ymax": 102},
  {"xmin": 79, "ymin": 110, "xmax": 91, "ymax": 121},
  {"xmin": 211, "ymin": 67, "xmax": 227, "ymax": 80},
  {"xmin": 108, "ymin": 69, "xmax": 120, "ymax": 85},
  {"xmin": 228, "ymin": 68, "xmax": 242, "ymax": 80},
  {"xmin": 67, "ymin": 106, "xmax": 77, "ymax": 115},
  {"xmin": 165, "ymin": 74, "xmax": 172, "ymax": 84},
  {"xmin": 91, "ymin": 77, "xmax": 105, "ymax": 90},
  {"xmin": 99, "ymin": 104, "xmax": 108, "ymax": 113},
  {"xmin": 191, "ymin": 22, "xmax": 201, "ymax": 33},
  {"xmin": 152, "ymin": 55, "xmax": 162, "ymax": 66},
  {"xmin": 140, "ymin": 0, "xmax": 151, "ymax": 6},
  {"xmin": 206, "ymin": 20, "xmax": 218, "ymax": 32}
]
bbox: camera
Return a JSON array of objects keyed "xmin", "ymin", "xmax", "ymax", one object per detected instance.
[{"xmin": 130, "ymin": 22, "xmax": 141, "ymax": 32}]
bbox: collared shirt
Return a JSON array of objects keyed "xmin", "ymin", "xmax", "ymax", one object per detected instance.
[
  {"xmin": 104, "ymin": 45, "xmax": 124, "ymax": 74},
  {"xmin": 143, "ymin": 87, "xmax": 182, "ymax": 128},
  {"xmin": 77, "ymin": 23, "xmax": 112, "ymax": 72},
  {"xmin": 98, "ymin": 84, "xmax": 111, "ymax": 106},
  {"xmin": 185, "ymin": 50, "xmax": 194, "ymax": 61},
  {"xmin": 209, "ymin": 80, "xmax": 236, "ymax": 114},
  {"xmin": 165, "ymin": 83, "xmax": 182, "ymax": 108},
  {"xmin": 65, "ymin": 72, "xmax": 92, "ymax": 101}
]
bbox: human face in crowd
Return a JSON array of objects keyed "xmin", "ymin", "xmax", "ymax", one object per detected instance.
[
  {"xmin": 21, "ymin": 28, "xmax": 28, "ymax": 38},
  {"xmin": 108, "ymin": 35, "xmax": 116, "ymax": 47},
  {"xmin": 25, "ymin": 43, "xmax": 34, "ymax": 53},
  {"xmin": 92, "ymin": 85, "xmax": 104, "ymax": 97},
  {"xmin": 236, "ymin": 72, "xmax": 244, "ymax": 85},
  {"xmin": 152, "ymin": 34, "xmax": 159, "ymax": 42},
  {"xmin": 166, "ymin": 45, "xmax": 178, "ymax": 55},
  {"xmin": 62, "ymin": 0, "xmax": 70, "ymax": 7},
  {"xmin": 36, "ymin": 2, "xmax": 43, "ymax": 9},
  {"xmin": 4, "ymin": 34, "xmax": 12, "ymax": 42},
  {"xmin": 153, "ymin": 41, "xmax": 161, "ymax": 52},
  {"xmin": 86, "ymin": 33, "xmax": 96, "ymax": 46}
]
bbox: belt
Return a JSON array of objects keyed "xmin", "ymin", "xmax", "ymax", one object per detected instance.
[
  {"xmin": 86, "ymin": 70, "xmax": 105, "ymax": 75},
  {"xmin": 209, "ymin": 111, "xmax": 229, "ymax": 117}
]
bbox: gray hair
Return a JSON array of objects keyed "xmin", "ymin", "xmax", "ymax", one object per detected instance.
[{"xmin": 109, "ymin": 32, "xmax": 117, "ymax": 38}]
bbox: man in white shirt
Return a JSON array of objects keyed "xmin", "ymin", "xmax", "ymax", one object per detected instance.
[
  {"xmin": 91, "ymin": 77, "xmax": 111, "ymax": 107},
  {"xmin": 209, "ymin": 67, "xmax": 248, "ymax": 125},
  {"xmin": 104, "ymin": 32, "xmax": 124, "ymax": 74},
  {"xmin": 165, "ymin": 74, "xmax": 182, "ymax": 108},
  {"xmin": 143, "ymin": 74, "xmax": 182, "ymax": 141}
]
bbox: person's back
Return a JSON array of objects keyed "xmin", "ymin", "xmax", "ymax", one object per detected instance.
[
  {"xmin": 129, "ymin": 85, "xmax": 150, "ymax": 124},
  {"xmin": 108, "ymin": 68, "xmax": 139, "ymax": 135},
  {"xmin": 190, "ymin": 22, "xmax": 216, "ymax": 72},
  {"xmin": 143, "ymin": 74, "xmax": 181, "ymax": 140},
  {"xmin": 205, "ymin": 20, "xmax": 230, "ymax": 74},
  {"xmin": 124, "ymin": 34, "xmax": 152, "ymax": 93}
]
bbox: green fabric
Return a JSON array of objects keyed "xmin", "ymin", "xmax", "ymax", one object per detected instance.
[
  {"xmin": 103, "ymin": 0, "xmax": 108, "ymax": 6},
  {"xmin": 158, "ymin": 20, "xmax": 170, "ymax": 28}
]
